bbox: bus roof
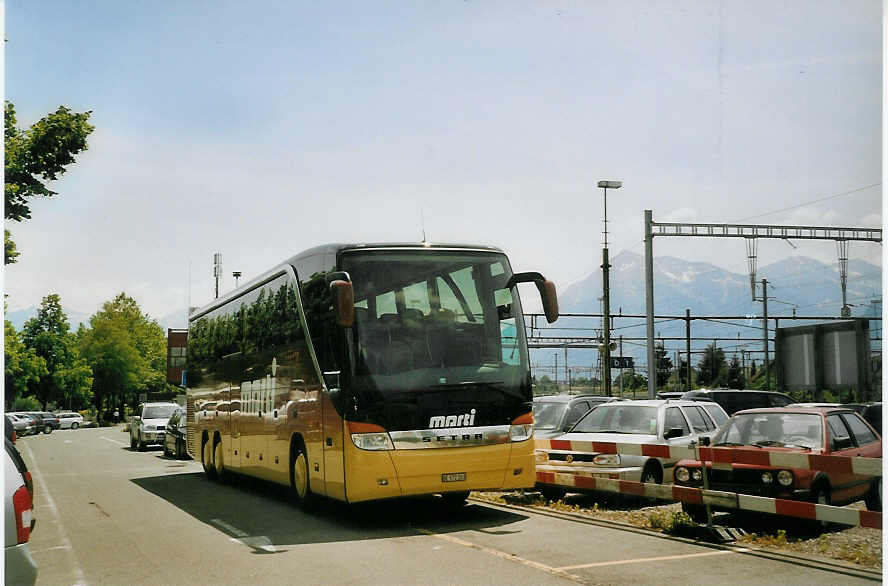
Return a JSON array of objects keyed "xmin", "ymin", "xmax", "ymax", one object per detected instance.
[{"xmin": 189, "ymin": 242, "xmax": 505, "ymax": 323}]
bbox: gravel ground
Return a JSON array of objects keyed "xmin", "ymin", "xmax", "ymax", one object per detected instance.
[{"xmin": 472, "ymin": 491, "xmax": 883, "ymax": 571}]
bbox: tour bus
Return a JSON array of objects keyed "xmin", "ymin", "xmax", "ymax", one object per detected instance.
[{"xmin": 186, "ymin": 242, "xmax": 558, "ymax": 508}]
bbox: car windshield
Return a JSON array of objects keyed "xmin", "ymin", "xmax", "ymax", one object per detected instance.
[
  {"xmin": 572, "ymin": 404, "xmax": 659, "ymax": 435},
  {"xmin": 144, "ymin": 406, "xmax": 177, "ymax": 420},
  {"xmin": 532, "ymin": 402, "xmax": 568, "ymax": 430},
  {"xmin": 714, "ymin": 412, "xmax": 823, "ymax": 449}
]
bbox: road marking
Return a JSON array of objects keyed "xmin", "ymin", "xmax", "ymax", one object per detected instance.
[
  {"xmin": 210, "ymin": 519, "xmax": 279, "ymax": 553},
  {"xmin": 100, "ymin": 436, "xmax": 129, "ymax": 447},
  {"xmin": 555, "ymin": 549, "xmax": 734, "ymax": 570},
  {"xmin": 415, "ymin": 528, "xmax": 587, "ymax": 584},
  {"xmin": 21, "ymin": 441, "xmax": 89, "ymax": 585}
]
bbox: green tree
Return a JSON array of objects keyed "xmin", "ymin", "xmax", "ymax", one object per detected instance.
[
  {"xmin": 22, "ymin": 294, "xmax": 81, "ymax": 409},
  {"xmin": 724, "ymin": 355, "xmax": 745, "ymax": 389},
  {"xmin": 655, "ymin": 342, "xmax": 673, "ymax": 387},
  {"xmin": 78, "ymin": 293, "xmax": 167, "ymax": 417},
  {"xmin": 696, "ymin": 343, "xmax": 726, "ymax": 387},
  {"xmin": 4, "ymin": 319, "xmax": 47, "ymax": 408},
  {"xmin": 5, "ymin": 101, "xmax": 94, "ymax": 263}
]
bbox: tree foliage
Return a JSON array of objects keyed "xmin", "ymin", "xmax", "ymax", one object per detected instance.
[
  {"xmin": 654, "ymin": 342, "xmax": 673, "ymax": 387},
  {"xmin": 696, "ymin": 343, "xmax": 726, "ymax": 387},
  {"xmin": 77, "ymin": 293, "xmax": 167, "ymax": 415},
  {"xmin": 21, "ymin": 294, "xmax": 93, "ymax": 409},
  {"xmin": 724, "ymin": 355, "xmax": 745, "ymax": 389},
  {"xmin": 5, "ymin": 101, "xmax": 94, "ymax": 263},
  {"xmin": 4, "ymin": 319, "xmax": 48, "ymax": 408}
]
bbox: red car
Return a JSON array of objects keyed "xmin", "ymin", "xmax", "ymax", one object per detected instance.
[{"xmin": 674, "ymin": 407, "xmax": 881, "ymax": 520}]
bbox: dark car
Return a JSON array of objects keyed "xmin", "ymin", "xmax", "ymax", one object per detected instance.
[
  {"xmin": 674, "ymin": 406, "xmax": 882, "ymax": 521},
  {"xmin": 162, "ymin": 409, "xmax": 189, "ymax": 459},
  {"xmin": 532, "ymin": 394, "xmax": 622, "ymax": 439},
  {"xmin": 680, "ymin": 389, "xmax": 794, "ymax": 415},
  {"xmin": 24, "ymin": 412, "xmax": 60, "ymax": 434},
  {"xmin": 841, "ymin": 403, "xmax": 881, "ymax": 436}
]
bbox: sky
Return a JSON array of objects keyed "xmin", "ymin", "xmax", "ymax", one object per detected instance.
[{"xmin": 3, "ymin": 1, "xmax": 884, "ymax": 324}]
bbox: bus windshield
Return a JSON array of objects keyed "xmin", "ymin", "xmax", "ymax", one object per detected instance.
[{"xmin": 340, "ymin": 249, "xmax": 531, "ymax": 429}]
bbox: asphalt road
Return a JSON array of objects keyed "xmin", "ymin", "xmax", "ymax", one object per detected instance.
[{"xmin": 18, "ymin": 427, "xmax": 879, "ymax": 585}]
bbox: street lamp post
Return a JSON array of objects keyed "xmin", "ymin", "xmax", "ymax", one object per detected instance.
[{"xmin": 598, "ymin": 180, "xmax": 622, "ymax": 397}]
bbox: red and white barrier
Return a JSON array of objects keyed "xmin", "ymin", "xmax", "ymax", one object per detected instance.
[
  {"xmin": 535, "ymin": 438, "xmax": 882, "ymax": 477},
  {"xmin": 535, "ymin": 469, "xmax": 882, "ymax": 530}
]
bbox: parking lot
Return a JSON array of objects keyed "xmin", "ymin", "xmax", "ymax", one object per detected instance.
[{"xmin": 17, "ymin": 427, "xmax": 880, "ymax": 585}]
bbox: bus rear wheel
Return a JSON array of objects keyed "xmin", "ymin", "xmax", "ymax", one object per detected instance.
[
  {"xmin": 202, "ymin": 439, "xmax": 217, "ymax": 480},
  {"xmin": 214, "ymin": 440, "xmax": 227, "ymax": 481}
]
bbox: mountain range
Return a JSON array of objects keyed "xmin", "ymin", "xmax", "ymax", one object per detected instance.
[{"xmin": 6, "ymin": 252, "xmax": 881, "ymax": 371}]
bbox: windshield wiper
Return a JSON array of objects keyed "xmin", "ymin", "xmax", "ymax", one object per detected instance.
[
  {"xmin": 713, "ymin": 442, "xmax": 745, "ymax": 446},
  {"xmin": 429, "ymin": 380, "xmax": 523, "ymax": 400},
  {"xmin": 752, "ymin": 440, "xmax": 785, "ymax": 447}
]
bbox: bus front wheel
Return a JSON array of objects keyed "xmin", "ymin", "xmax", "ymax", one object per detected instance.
[{"xmin": 291, "ymin": 443, "xmax": 315, "ymax": 511}]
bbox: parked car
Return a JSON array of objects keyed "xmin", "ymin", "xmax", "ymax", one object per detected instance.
[
  {"xmin": 674, "ymin": 406, "xmax": 882, "ymax": 521},
  {"xmin": 533, "ymin": 394, "xmax": 623, "ymax": 439},
  {"xmin": 9, "ymin": 414, "xmax": 40, "ymax": 436},
  {"xmin": 23, "ymin": 412, "xmax": 60, "ymax": 434},
  {"xmin": 656, "ymin": 392, "xmax": 685, "ymax": 400},
  {"xmin": 5, "ymin": 438, "xmax": 37, "ymax": 585},
  {"xmin": 841, "ymin": 402, "xmax": 882, "ymax": 435},
  {"xmin": 55, "ymin": 412, "xmax": 85, "ymax": 430},
  {"xmin": 6, "ymin": 415, "xmax": 34, "ymax": 439},
  {"xmin": 130, "ymin": 403, "xmax": 180, "ymax": 451},
  {"xmin": 162, "ymin": 408, "xmax": 189, "ymax": 459},
  {"xmin": 680, "ymin": 389, "xmax": 794, "ymax": 415},
  {"xmin": 5, "ymin": 417, "xmax": 15, "ymax": 444},
  {"xmin": 535, "ymin": 399, "xmax": 728, "ymax": 499}
]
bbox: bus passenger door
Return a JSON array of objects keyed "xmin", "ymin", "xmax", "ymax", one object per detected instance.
[{"xmin": 322, "ymin": 372, "xmax": 346, "ymax": 500}]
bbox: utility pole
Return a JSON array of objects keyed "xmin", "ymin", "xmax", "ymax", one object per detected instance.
[
  {"xmin": 213, "ymin": 252, "xmax": 222, "ymax": 299},
  {"xmin": 644, "ymin": 210, "xmax": 656, "ymax": 399},
  {"xmin": 685, "ymin": 309, "xmax": 692, "ymax": 392},
  {"xmin": 763, "ymin": 282, "xmax": 770, "ymax": 390},
  {"xmin": 618, "ymin": 335, "xmax": 624, "ymax": 397},
  {"xmin": 598, "ymin": 181, "xmax": 621, "ymax": 397}
]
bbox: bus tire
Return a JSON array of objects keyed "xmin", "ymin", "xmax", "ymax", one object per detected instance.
[
  {"xmin": 213, "ymin": 436, "xmax": 227, "ymax": 481},
  {"xmin": 291, "ymin": 439, "xmax": 315, "ymax": 511},
  {"xmin": 202, "ymin": 436, "xmax": 217, "ymax": 480}
]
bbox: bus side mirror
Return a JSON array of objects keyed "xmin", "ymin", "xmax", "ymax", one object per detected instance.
[
  {"xmin": 506, "ymin": 272, "xmax": 559, "ymax": 324},
  {"xmin": 539, "ymin": 279, "xmax": 558, "ymax": 324},
  {"xmin": 330, "ymin": 280, "xmax": 354, "ymax": 327}
]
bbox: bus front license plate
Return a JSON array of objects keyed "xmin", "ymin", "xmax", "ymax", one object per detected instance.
[{"xmin": 442, "ymin": 472, "xmax": 466, "ymax": 483}]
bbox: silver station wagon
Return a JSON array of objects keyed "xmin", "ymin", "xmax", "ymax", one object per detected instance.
[{"xmin": 535, "ymin": 399, "xmax": 728, "ymax": 498}]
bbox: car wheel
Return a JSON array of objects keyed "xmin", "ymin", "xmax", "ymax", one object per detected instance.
[
  {"xmin": 202, "ymin": 439, "xmax": 217, "ymax": 479},
  {"xmin": 291, "ymin": 441, "xmax": 316, "ymax": 510},
  {"xmin": 865, "ymin": 478, "xmax": 882, "ymax": 512},
  {"xmin": 43, "ymin": 424, "xmax": 52, "ymax": 434},
  {"xmin": 811, "ymin": 482, "xmax": 833, "ymax": 531},
  {"xmin": 71, "ymin": 422, "xmax": 79, "ymax": 430},
  {"xmin": 640, "ymin": 462, "xmax": 663, "ymax": 485}
]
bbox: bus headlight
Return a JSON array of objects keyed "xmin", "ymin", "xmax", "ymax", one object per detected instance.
[
  {"xmin": 350, "ymin": 433, "xmax": 394, "ymax": 451},
  {"xmin": 777, "ymin": 470, "xmax": 794, "ymax": 487},
  {"xmin": 510, "ymin": 424, "xmax": 533, "ymax": 442}
]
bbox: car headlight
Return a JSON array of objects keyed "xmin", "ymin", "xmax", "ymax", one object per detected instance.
[
  {"xmin": 350, "ymin": 432, "xmax": 394, "ymax": 451},
  {"xmin": 691, "ymin": 469, "xmax": 703, "ymax": 481},
  {"xmin": 510, "ymin": 424, "xmax": 533, "ymax": 442},
  {"xmin": 777, "ymin": 470, "xmax": 794, "ymax": 487},
  {"xmin": 534, "ymin": 450, "xmax": 549, "ymax": 463},
  {"xmin": 675, "ymin": 467, "xmax": 690, "ymax": 483},
  {"xmin": 592, "ymin": 454, "xmax": 620, "ymax": 466},
  {"xmin": 761, "ymin": 471, "xmax": 773, "ymax": 484}
]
